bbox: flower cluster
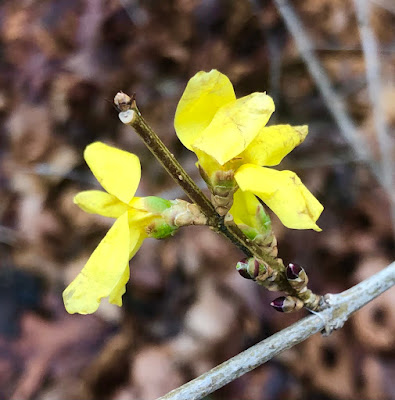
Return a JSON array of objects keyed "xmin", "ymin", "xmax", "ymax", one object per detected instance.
[
  {"xmin": 64, "ymin": 70, "xmax": 324, "ymax": 315},
  {"xmin": 174, "ymin": 70, "xmax": 323, "ymax": 231}
]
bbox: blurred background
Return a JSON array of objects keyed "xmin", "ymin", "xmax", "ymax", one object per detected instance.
[{"xmin": 0, "ymin": 0, "xmax": 394, "ymax": 399}]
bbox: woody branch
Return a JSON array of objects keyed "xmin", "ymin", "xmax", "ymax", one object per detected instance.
[{"xmin": 156, "ymin": 261, "xmax": 395, "ymax": 400}]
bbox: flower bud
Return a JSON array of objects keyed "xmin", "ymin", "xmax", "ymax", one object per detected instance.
[
  {"xmin": 236, "ymin": 257, "xmax": 267, "ymax": 280},
  {"xmin": 115, "ymin": 92, "xmax": 137, "ymax": 124},
  {"xmin": 114, "ymin": 91, "xmax": 135, "ymax": 112},
  {"xmin": 270, "ymin": 296, "xmax": 304, "ymax": 313},
  {"xmin": 198, "ymin": 166, "xmax": 237, "ymax": 216},
  {"xmin": 286, "ymin": 262, "xmax": 308, "ymax": 291},
  {"xmin": 236, "ymin": 258, "xmax": 254, "ymax": 280}
]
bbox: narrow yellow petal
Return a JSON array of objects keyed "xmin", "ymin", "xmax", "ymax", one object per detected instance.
[
  {"xmin": 241, "ymin": 125, "xmax": 308, "ymax": 166},
  {"xmin": 235, "ymin": 164, "xmax": 323, "ymax": 231},
  {"xmin": 84, "ymin": 142, "xmax": 141, "ymax": 204},
  {"xmin": 108, "ymin": 263, "xmax": 130, "ymax": 306},
  {"xmin": 229, "ymin": 189, "xmax": 261, "ymax": 228},
  {"xmin": 74, "ymin": 190, "xmax": 130, "ymax": 218},
  {"xmin": 174, "ymin": 70, "xmax": 236, "ymax": 151},
  {"xmin": 193, "ymin": 93, "xmax": 275, "ymax": 165},
  {"xmin": 128, "ymin": 223, "xmax": 146, "ymax": 260},
  {"xmin": 109, "ymin": 225, "xmax": 144, "ymax": 306},
  {"xmin": 63, "ymin": 212, "xmax": 130, "ymax": 314}
]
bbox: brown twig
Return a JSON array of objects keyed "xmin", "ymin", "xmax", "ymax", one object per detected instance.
[{"xmin": 114, "ymin": 92, "xmax": 293, "ymax": 287}]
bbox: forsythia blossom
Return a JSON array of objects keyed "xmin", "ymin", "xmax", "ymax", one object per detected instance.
[
  {"xmin": 174, "ymin": 69, "xmax": 323, "ymax": 231},
  {"xmin": 63, "ymin": 142, "xmax": 175, "ymax": 314}
]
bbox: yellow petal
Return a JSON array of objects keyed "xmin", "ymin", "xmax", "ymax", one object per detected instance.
[
  {"xmin": 84, "ymin": 142, "xmax": 141, "ymax": 204},
  {"xmin": 127, "ymin": 214, "xmax": 146, "ymax": 258},
  {"xmin": 127, "ymin": 198, "xmax": 174, "ymax": 232},
  {"xmin": 193, "ymin": 93, "xmax": 275, "ymax": 165},
  {"xmin": 241, "ymin": 125, "xmax": 308, "ymax": 166},
  {"xmin": 174, "ymin": 70, "xmax": 236, "ymax": 151},
  {"xmin": 63, "ymin": 212, "xmax": 130, "ymax": 314},
  {"xmin": 235, "ymin": 164, "xmax": 323, "ymax": 231},
  {"xmin": 194, "ymin": 148, "xmax": 223, "ymax": 176},
  {"xmin": 108, "ymin": 263, "xmax": 130, "ymax": 306},
  {"xmin": 229, "ymin": 189, "xmax": 261, "ymax": 228},
  {"xmin": 109, "ymin": 225, "xmax": 143, "ymax": 306},
  {"xmin": 127, "ymin": 198, "xmax": 153, "ymax": 228},
  {"xmin": 108, "ymin": 222, "xmax": 147, "ymax": 307},
  {"xmin": 74, "ymin": 190, "xmax": 130, "ymax": 218}
]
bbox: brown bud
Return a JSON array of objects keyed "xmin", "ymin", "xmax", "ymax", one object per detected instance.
[{"xmin": 114, "ymin": 91, "xmax": 135, "ymax": 112}]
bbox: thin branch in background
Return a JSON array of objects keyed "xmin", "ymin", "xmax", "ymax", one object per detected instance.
[
  {"xmin": 271, "ymin": 0, "xmax": 379, "ymax": 176},
  {"xmin": 156, "ymin": 261, "xmax": 395, "ymax": 400},
  {"xmin": 314, "ymin": 44, "xmax": 395, "ymax": 54},
  {"xmin": 20, "ymin": 164, "xmax": 99, "ymax": 186},
  {"xmin": 284, "ymin": 151, "xmax": 367, "ymax": 170},
  {"xmin": 266, "ymin": 39, "xmax": 283, "ymax": 123},
  {"xmin": 272, "ymin": 0, "xmax": 395, "ymax": 237},
  {"xmin": 370, "ymin": 0, "xmax": 395, "ymax": 15},
  {"xmin": 0, "ymin": 225, "xmax": 18, "ymax": 245},
  {"xmin": 354, "ymin": 0, "xmax": 395, "ymax": 234},
  {"xmin": 119, "ymin": 0, "xmax": 149, "ymax": 27}
]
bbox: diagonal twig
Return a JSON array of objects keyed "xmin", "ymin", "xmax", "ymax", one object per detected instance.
[
  {"xmin": 370, "ymin": 0, "xmax": 395, "ymax": 15},
  {"xmin": 156, "ymin": 261, "xmax": 395, "ymax": 400},
  {"xmin": 272, "ymin": 0, "xmax": 380, "ymax": 178},
  {"xmin": 353, "ymin": 0, "xmax": 395, "ymax": 234}
]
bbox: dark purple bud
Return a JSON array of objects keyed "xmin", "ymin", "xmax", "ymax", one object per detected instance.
[
  {"xmin": 286, "ymin": 263, "xmax": 303, "ymax": 280},
  {"xmin": 286, "ymin": 263, "xmax": 308, "ymax": 291},
  {"xmin": 270, "ymin": 296, "xmax": 304, "ymax": 313},
  {"xmin": 236, "ymin": 258, "xmax": 266, "ymax": 280},
  {"xmin": 236, "ymin": 258, "xmax": 254, "ymax": 280},
  {"xmin": 270, "ymin": 297, "xmax": 286, "ymax": 312},
  {"xmin": 253, "ymin": 258, "xmax": 260, "ymax": 278}
]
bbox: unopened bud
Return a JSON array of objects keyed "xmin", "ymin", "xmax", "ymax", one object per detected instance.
[
  {"xmin": 286, "ymin": 262, "xmax": 308, "ymax": 291},
  {"xmin": 206, "ymin": 169, "xmax": 237, "ymax": 216},
  {"xmin": 115, "ymin": 92, "xmax": 137, "ymax": 124},
  {"xmin": 114, "ymin": 91, "xmax": 135, "ymax": 112},
  {"xmin": 236, "ymin": 258, "xmax": 254, "ymax": 280},
  {"xmin": 236, "ymin": 257, "xmax": 267, "ymax": 280},
  {"xmin": 270, "ymin": 296, "xmax": 304, "ymax": 313}
]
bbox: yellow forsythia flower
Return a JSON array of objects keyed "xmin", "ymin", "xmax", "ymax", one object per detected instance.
[
  {"xmin": 64, "ymin": 142, "xmax": 151, "ymax": 314},
  {"xmin": 174, "ymin": 70, "xmax": 323, "ymax": 231}
]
